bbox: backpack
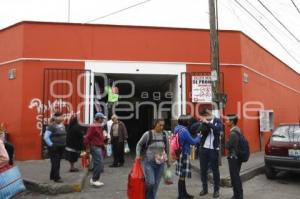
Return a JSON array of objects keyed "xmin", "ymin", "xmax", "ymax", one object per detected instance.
[
  {"xmin": 234, "ymin": 130, "xmax": 250, "ymax": 162},
  {"xmin": 141, "ymin": 131, "xmax": 168, "ymax": 156},
  {"xmin": 169, "ymin": 129, "xmax": 183, "ymax": 161}
]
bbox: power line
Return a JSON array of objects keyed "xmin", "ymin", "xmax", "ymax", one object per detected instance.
[
  {"xmin": 85, "ymin": 0, "xmax": 151, "ymax": 23},
  {"xmin": 257, "ymin": 0, "xmax": 300, "ymax": 43},
  {"xmin": 243, "ymin": 0, "xmax": 300, "ymax": 45},
  {"xmin": 291, "ymin": 0, "xmax": 300, "ymax": 14},
  {"xmin": 233, "ymin": 0, "xmax": 300, "ymax": 64}
]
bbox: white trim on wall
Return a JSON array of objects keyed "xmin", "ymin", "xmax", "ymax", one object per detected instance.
[{"xmin": 1, "ymin": 57, "xmax": 299, "ymax": 95}]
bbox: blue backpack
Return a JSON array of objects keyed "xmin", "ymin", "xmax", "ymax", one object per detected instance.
[{"xmin": 234, "ymin": 130, "xmax": 250, "ymax": 162}]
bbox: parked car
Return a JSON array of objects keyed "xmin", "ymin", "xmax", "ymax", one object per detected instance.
[{"xmin": 264, "ymin": 123, "xmax": 300, "ymax": 179}]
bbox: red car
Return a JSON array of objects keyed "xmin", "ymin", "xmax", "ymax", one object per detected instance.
[{"xmin": 264, "ymin": 123, "xmax": 300, "ymax": 179}]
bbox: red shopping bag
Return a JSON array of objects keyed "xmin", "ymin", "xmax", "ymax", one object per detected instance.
[
  {"xmin": 80, "ymin": 152, "xmax": 90, "ymax": 168},
  {"xmin": 127, "ymin": 159, "xmax": 146, "ymax": 199}
]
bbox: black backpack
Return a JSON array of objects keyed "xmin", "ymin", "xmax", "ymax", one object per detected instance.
[
  {"xmin": 141, "ymin": 131, "xmax": 168, "ymax": 155},
  {"xmin": 234, "ymin": 130, "xmax": 250, "ymax": 162}
]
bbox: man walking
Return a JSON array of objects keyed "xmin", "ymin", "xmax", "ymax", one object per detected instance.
[
  {"xmin": 198, "ymin": 108, "xmax": 223, "ymax": 198},
  {"xmin": 109, "ymin": 115, "xmax": 128, "ymax": 167},
  {"xmin": 43, "ymin": 112, "xmax": 66, "ymax": 183},
  {"xmin": 225, "ymin": 114, "xmax": 243, "ymax": 199},
  {"xmin": 84, "ymin": 112, "xmax": 106, "ymax": 187}
]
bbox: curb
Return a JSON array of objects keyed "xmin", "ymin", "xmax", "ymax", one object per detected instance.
[
  {"xmin": 23, "ymin": 169, "xmax": 89, "ymax": 195},
  {"xmin": 191, "ymin": 163, "xmax": 264, "ymax": 187}
]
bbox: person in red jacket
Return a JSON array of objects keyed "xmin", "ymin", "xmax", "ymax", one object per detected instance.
[{"xmin": 84, "ymin": 112, "xmax": 106, "ymax": 187}]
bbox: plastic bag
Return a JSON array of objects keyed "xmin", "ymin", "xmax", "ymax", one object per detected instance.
[
  {"xmin": 124, "ymin": 143, "xmax": 130, "ymax": 154},
  {"xmin": 164, "ymin": 167, "xmax": 173, "ymax": 185},
  {"xmin": 127, "ymin": 159, "xmax": 146, "ymax": 199},
  {"xmin": 106, "ymin": 144, "xmax": 112, "ymax": 157}
]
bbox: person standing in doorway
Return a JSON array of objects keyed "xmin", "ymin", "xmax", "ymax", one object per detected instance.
[
  {"xmin": 43, "ymin": 112, "xmax": 67, "ymax": 183},
  {"xmin": 84, "ymin": 112, "xmax": 106, "ymax": 187},
  {"xmin": 198, "ymin": 108, "xmax": 223, "ymax": 198},
  {"xmin": 109, "ymin": 115, "xmax": 128, "ymax": 167},
  {"xmin": 136, "ymin": 119, "xmax": 169, "ymax": 199},
  {"xmin": 225, "ymin": 114, "xmax": 243, "ymax": 199}
]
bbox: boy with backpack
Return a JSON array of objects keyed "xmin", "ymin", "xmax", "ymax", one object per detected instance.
[{"xmin": 225, "ymin": 114, "xmax": 249, "ymax": 199}]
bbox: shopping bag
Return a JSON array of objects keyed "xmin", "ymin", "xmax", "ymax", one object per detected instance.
[
  {"xmin": 127, "ymin": 159, "xmax": 146, "ymax": 199},
  {"xmin": 0, "ymin": 166, "xmax": 26, "ymax": 199},
  {"xmin": 80, "ymin": 151, "xmax": 90, "ymax": 168},
  {"xmin": 106, "ymin": 144, "xmax": 112, "ymax": 157},
  {"xmin": 163, "ymin": 167, "xmax": 174, "ymax": 185},
  {"xmin": 124, "ymin": 143, "xmax": 130, "ymax": 154}
]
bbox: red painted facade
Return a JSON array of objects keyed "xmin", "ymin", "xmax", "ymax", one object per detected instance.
[{"xmin": 0, "ymin": 21, "xmax": 299, "ymax": 160}]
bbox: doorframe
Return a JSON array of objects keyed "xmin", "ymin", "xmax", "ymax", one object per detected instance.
[{"xmin": 85, "ymin": 61, "xmax": 187, "ymax": 122}]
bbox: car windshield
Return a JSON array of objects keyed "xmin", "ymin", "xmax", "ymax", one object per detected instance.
[{"xmin": 271, "ymin": 125, "xmax": 300, "ymax": 142}]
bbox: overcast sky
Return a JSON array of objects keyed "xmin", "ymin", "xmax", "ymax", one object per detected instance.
[{"xmin": 1, "ymin": 0, "xmax": 300, "ymax": 74}]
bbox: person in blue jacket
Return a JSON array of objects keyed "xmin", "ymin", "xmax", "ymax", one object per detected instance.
[{"xmin": 175, "ymin": 115, "xmax": 201, "ymax": 199}]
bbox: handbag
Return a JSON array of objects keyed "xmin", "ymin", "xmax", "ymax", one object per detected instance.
[
  {"xmin": 127, "ymin": 159, "xmax": 146, "ymax": 199},
  {"xmin": 0, "ymin": 166, "xmax": 26, "ymax": 199}
]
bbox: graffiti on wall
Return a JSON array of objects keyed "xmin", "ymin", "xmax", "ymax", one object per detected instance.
[{"xmin": 28, "ymin": 98, "xmax": 80, "ymax": 132}]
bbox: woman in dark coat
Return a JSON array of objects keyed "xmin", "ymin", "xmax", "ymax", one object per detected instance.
[{"xmin": 65, "ymin": 115, "xmax": 84, "ymax": 172}]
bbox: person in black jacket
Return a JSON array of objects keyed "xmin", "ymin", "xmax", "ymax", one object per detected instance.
[
  {"xmin": 65, "ymin": 115, "xmax": 84, "ymax": 172},
  {"xmin": 225, "ymin": 114, "xmax": 243, "ymax": 199},
  {"xmin": 198, "ymin": 108, "xmax": 223, "ymax": 198}
]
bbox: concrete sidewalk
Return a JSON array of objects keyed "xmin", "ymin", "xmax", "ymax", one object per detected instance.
[
  {"xmin": 191, "ymin": 151, "xmax": 265, "ymax": 187},
  {"xmin": 17, "ymin": 159, "xmax": 88, "ymax": 195}
]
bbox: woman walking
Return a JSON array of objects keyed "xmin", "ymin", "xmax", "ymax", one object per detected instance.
[
  {"xmin": 136, "ymin": 119, "xmax": 169, "ymax": 199},
  {"xmin": 65, "ymin": 115, "xmax": 84, "ymax": 172},
  {"xmin": 175, "ymin": 115, "xmax": 201, "ymax": 199}
]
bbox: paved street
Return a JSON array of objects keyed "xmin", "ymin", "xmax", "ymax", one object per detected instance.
[{"xmin": 16, "ymin": 158, "xmax": 300, "ymax": 199}]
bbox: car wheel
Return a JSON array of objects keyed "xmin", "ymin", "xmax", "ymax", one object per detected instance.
[{"xmin": 265, "ymin": 164, "xmax": 277, "ymax": 179}]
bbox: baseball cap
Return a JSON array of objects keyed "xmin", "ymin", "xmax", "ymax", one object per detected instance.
[{"xmin": 95, "ymin": 112, "xmax": 106, "ymax": 119}]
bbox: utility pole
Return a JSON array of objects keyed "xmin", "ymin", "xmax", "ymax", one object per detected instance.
[
  {"xmin": 209, "ymin": 0, "xmax": 220, "ymax": 105},
  {"xmin": 68, "ymin": 0, "xmax": 71, "ymax": 23},
  {"xmin": 209, "ymin": 0, "xmax": 226, "ymax": 166}
]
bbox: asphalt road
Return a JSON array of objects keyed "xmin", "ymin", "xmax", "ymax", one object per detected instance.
[{"xmin": 16, "ymin": 160, "xmax": 300, "ymax": 199}]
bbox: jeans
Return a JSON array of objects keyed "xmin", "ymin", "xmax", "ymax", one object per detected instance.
[
  {"xmin": 143, "ymin": 160, "xmax": 165, "ymax": 199},
  {"xmin": 199, "ymin": 148, "xmax": 220, "ymax": 192},
  {"xmin": 48, "ymin": 145, "xmax": 65, "ymax": 181},
  {"xmin": 91, "ymin": 146, "xmax": 104, "ymax": 181},
  {"xmin": 228, "ymin": 157, "xmax": 243, "ymax": 199}
]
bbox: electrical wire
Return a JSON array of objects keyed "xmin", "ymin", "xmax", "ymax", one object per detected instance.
[
  {"xmin": 85, "ymin": 0, "xmax": 151, "ymax": 23},
  {"xmin": 291, "ymin": 0, "xmax": 300, "ymax": 14},
  {"xmin": 233, "ymin": 0, "xmax": 300, "ymax": 64},
  {"xmin": 257, "ymin": 0, "xmax": 300, "ymax": 43},
  {"xmin": 243, "ymin": 0, "xmax": 299, "ymax": 45}
]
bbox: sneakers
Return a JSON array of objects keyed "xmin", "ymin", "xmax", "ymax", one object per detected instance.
[{"xmin": 90, "ymin": 179, "xmax": 104, "ymax": 187}]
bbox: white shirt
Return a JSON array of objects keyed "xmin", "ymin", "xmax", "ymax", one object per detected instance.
[
  {"xmin": 106, "ymin": 120, "xmax": 113, "ymax": 139},
  {"xmin": 203, "ymin": 119, "xmax": 215, "ymax": 150}
]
